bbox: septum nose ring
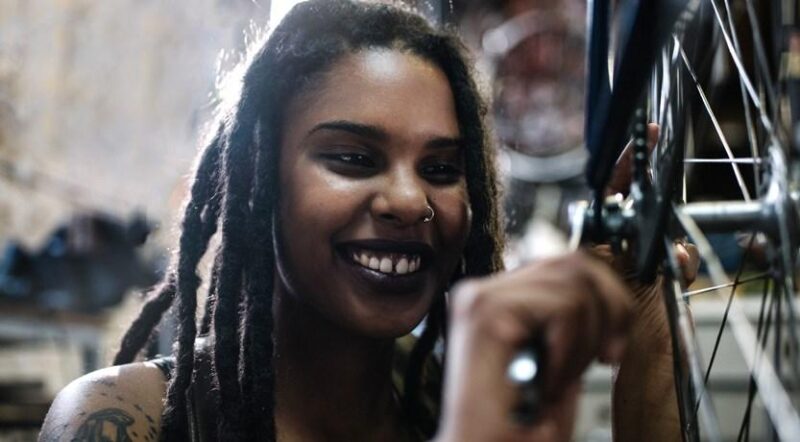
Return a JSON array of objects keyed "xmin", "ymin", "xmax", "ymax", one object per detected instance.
[{"xmin": 423, "ymin": 205, "xmax": 435, "ymax": 223}]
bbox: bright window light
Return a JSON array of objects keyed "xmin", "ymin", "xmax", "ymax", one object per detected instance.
[{"xmin": 270, "ymin": 0, "xmax": 305, "ymax": 27}]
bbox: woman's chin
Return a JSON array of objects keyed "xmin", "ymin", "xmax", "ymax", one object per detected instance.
[{"xmin": 345, "ymin": 311, "xmax": 427, "ymax": 340}]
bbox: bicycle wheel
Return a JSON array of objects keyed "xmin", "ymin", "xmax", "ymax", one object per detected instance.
[{"xmin": 583, "ymin": 0, "xmax": 800, "ymax": 440}]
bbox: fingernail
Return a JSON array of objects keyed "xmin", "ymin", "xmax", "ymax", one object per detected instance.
[{"xmin": 676, "ymin": 246, "xmax": 689, "ymax": 265}]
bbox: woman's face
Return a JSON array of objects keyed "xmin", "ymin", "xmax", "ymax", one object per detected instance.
[{"xmin": 276, "ymin": 49, "xmax": 471, "ymax": 338}]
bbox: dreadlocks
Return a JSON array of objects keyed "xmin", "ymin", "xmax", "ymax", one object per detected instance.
[{"xmin": 113, "ymin": 1, "xmax": 504, "ymax": 440}]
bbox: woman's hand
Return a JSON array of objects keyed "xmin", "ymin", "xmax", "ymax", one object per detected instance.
[
  {"xmin": 433, "ymin": 123, "xmax": 703, "ymax": 441},
  {"xmin": 597, "ymin": 122, "xmax": 700, "ymax": 441},
  {"xmin": 435, "ymin": 252, "xmax": 633, "ymax": 442}
]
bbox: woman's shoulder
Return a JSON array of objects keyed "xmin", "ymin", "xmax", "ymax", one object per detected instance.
[{"xmin": 38, "ymin": 361, "xmax": 168, "ymax": 441}]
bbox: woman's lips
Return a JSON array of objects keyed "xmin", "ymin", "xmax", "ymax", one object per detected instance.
[{"xmin": 336, "ymin": 239, "xmax": 434, "ymax": 295}]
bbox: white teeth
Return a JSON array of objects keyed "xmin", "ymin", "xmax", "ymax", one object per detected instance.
[
  {"xmin": 396, "ymin": 257, "xmax": 409, "ymax": 274},
  {"xmin": 351, "ymin": 249, "xmax": 422, "ymax": 275},
  {"xmin": 368, "ymin": 257, "xmax": 380, "ymax": 270},
  {"xmin": 379, "ymin": 257, "xmax": 392, "ymax": 273}
]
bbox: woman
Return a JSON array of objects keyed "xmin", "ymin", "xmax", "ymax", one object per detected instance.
[{"xmin": 39, "ymin": 1, "xmax": 689, "ymax": 440}]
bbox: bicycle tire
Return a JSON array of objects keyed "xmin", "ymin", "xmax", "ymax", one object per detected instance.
[{"xmin": 582, "ymin": 0, "xmax": 800, "ymax": 441}]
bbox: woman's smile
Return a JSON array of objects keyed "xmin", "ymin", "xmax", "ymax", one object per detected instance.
[{"xmin": 336, "ymin": 239, "xmax": 434, "ymax": 294}]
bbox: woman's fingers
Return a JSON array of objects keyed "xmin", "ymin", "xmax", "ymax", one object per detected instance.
[
  {"xmin": 538, "ymin": 254, "xmax": 632, "ymax": 393},
  {"xmin": 453, "ymin": 254, "xmax": 632, "ymax": 354},
  {"xmin": 440, "ymin": 253, "xmax": 634, "ymax": 441},
  {"xmin": 449, "ymin": 252, "xmax": 633, "ymax": 401},
  {"xmin": 674, "ymin": 242, "xmax": 700, "ymax": 286}
]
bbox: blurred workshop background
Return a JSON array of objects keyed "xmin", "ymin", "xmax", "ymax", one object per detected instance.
[
  {"xmin": 1, "ymin": 1, "xmax": 270, "ymax": 439},
  {"xmin": 0, "ymin": 0, "xmax": 765, "ymax": 441}
]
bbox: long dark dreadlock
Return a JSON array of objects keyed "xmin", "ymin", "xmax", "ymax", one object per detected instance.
[{"xmin": 113, "ymin": 1, "xmax": 504, "ymax": 440}]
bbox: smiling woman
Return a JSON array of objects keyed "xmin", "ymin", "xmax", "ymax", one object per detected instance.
[
  {"xmin": 40, "ymin": 2, "xmax": 501, "ymax": 441},
  {"xmin": 38, "ymin": 1, "xmax": 679, "ymax": 441}
]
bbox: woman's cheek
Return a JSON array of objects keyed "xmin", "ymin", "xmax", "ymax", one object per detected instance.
[{"xmin": 436, "ymin": 187, "xmax": 472, "ymax": 249}]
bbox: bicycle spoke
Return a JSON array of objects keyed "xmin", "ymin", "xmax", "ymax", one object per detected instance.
[
  {"xmin": 781, "ymin": 275, "xmax": 800, "ymax": 386},
  {"xmin": 683, "ymin": 272, "xmax": 770, "ymax": 298},
  {"xmin": 675, "ymin": 204, "xmax": 800, "ymax": 440},
  {"xmin": 773, "ymin": 278, "xmax": 784, "ymax": 440},
  {"xmin": 695, "ymin": 235, "xmax": 756, "ymax": 419},
  {"xmin": 706, "ymin": 0, "xmax": 778, "ymax": 141},
  {"xmin": 737, "ymin": 277, "xmax": 773, "ymax": 442},
  {"xmin": 721, "ymin": 0, "xmax": 766, "ymax": 190},
  {"xmin": 651, "ymin": 43, "xmax": 682, "ymax": 189},
  {"xmin": 656, "ymin": 44, "xmax": 680, "ymax": 140},
  {"xmin": 741, "ymin": 0, "xmax": 780, "ymax": 123},
  {"xmin": 776, "ymin": 199, "xmax": 800, "ymax": 382},
  {"xmin": 683, "ymin": 158, "xmax": 763, "ymax": 164},
  {"xmin": 683, "ymin": 120, "xmax": 691, "ymax": 204},
  {"xmin": 677, "ymin": 41, "xmax": 753, "ymax": 201}
]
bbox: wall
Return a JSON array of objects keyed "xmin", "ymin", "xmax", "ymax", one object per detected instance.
[{"xmin": 0, "ymin": 3, "xmax": 270, "ymax": 435}]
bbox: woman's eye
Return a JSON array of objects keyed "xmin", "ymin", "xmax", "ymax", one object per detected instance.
[
  {"xmin": 331, "ymin": 153, "xmax": 374, "ymax": 166},
  {"xmin": 320, "ymin": 152, "xmax": 377, "ymax": 175},
  {"xmin": 421, "ymin": 163, "xmax": 463, "ymax": 184}
]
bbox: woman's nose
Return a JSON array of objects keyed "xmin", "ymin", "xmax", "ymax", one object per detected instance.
[{"xmin": 371, "ymin": 171, "xmax": 430, "ymax": 227}]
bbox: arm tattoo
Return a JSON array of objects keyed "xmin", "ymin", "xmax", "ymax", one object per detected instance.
[{"xmin": 72, "ymin": 408, "xmax": 135, "ymax": 441}]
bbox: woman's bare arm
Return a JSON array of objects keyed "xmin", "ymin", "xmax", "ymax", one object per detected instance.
[
  {"xmin": 38, "ymin": 362, "xmax": 167, "ymax": 442},
  {"xmin": 610, "ymin": 242, "xmax": 698, "ymax": 441},
  {"xmin": 612, "ymin": 279, "xmax": 681, "ymax": 441}
]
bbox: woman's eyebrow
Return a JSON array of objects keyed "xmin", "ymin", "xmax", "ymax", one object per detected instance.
[
  {"xmin": 307, "ymin": 120, "xmax": 462, "ymax": 149},
  {"xmin": 308, "ymin": 120, "xmax": 388, "ymax": 141},
  {"xmin": 426, "ymin": 136, "xmax": 463, "ymax": 150}
]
